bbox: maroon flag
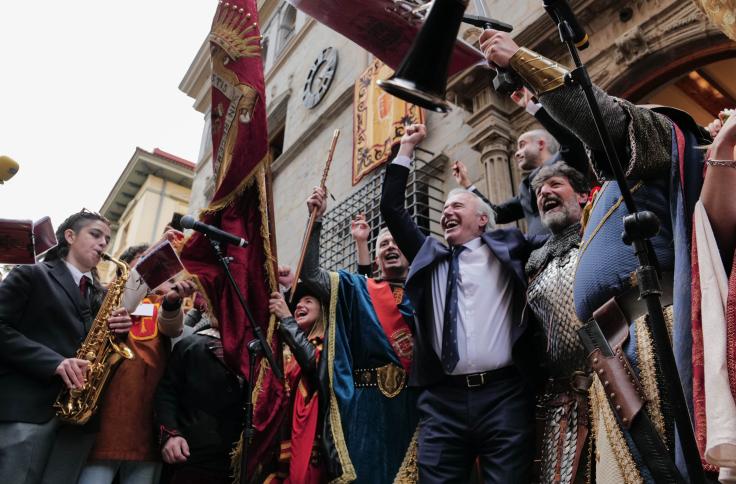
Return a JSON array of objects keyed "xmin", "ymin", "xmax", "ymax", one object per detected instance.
[
  {"xmin": 289, "ymin": 0, "xmax": 484, "ymax": 75},
  {"xmin": 179, "ymin": 0, "xmax": 283, "ymax": 477}
]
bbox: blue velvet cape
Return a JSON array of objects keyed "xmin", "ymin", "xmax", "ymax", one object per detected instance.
[{"xmin": 322, "ymin": 270, "xmax": 419, "ymax": 483}]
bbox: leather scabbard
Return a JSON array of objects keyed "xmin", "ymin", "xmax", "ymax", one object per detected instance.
[{"xmin": 578, "ymin": 297, "xmax": 685, "ymax": 484}]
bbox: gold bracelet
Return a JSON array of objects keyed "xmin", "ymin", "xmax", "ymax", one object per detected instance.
[
  {"xmin": 706, "ymin": 159, "xmax": 736, "ymax": 168},
  {"xmin": 509, "ymin": 47, "xmax": 569, "ymax": 96}
]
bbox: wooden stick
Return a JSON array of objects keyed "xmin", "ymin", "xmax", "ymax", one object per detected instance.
[{"xmin": 290, "ymin": 129, "xmax": 340, "ymax": 302}]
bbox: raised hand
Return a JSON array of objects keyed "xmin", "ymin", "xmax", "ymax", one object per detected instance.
[
  {"xmin": 268, "ymin": 292, "xmax": 292, "ymax": 320},
  {"xmin": 277, "ymin": 265, "xmax": 295, "ymax": 289},
  {"xmin": 398, "ymin": 124, "xmax": 427, "ymax": 157},
  {"xmin": 350, "ymin": 214, "xmax": 371, "ymax": 243},
  {"xmin": 479, "ymin": 29, "xmax": 520, "ymax": 69},
  {"xmin": 165, "ymin": 279, "xmax": 197, "ymax": 305},
  {"xmin": 451, "ymin": 161, "xmax": 471, "ymax": 188},
  {"xmin": 306, "ymin": 186, "xmax": 327, "ymax": 217}
]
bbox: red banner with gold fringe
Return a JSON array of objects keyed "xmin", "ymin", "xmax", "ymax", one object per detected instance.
[{"xmin": 179, "ymin": 0, "xmax": 283, "ymax": 479}]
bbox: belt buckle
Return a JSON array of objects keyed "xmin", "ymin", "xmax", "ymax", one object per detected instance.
[
  {"xmin": 569, "ymin": 370, "xmax": 591, "ymax": 394},
  {"xmin": 465, "ymin": 372, "xmax": 485, "ymax": 388}
]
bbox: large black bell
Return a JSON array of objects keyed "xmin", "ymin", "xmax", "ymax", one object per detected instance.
[{"xmin": 377, "ymin": 0, "xmax": 469, "ymax": 113}]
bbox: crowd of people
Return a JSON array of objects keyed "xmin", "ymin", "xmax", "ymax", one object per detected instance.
[{"xmin": 1, "ymin": 25, "xmax": 736, "ymax": 484}]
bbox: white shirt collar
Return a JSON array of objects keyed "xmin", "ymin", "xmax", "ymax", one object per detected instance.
[
  {"xmin": 458, "ymin": 236, "xmax": 483, "ymax": 252},
  {"xmin": 63, "ymin": 260, "xmax": 93, "ymax": 287}
]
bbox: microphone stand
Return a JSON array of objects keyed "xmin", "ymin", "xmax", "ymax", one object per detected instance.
[
  {"xmin": 542, "ymin": 4, "xmax": 704, "ymax": 483},
  {"xmin": 206, "ymin": 238, "xmax": 283, "ymax": 484}
]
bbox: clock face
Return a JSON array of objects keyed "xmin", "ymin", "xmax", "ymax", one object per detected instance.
[{"xmin": 302, "ymin": 47, "xmax": 338, "ymax": 109}]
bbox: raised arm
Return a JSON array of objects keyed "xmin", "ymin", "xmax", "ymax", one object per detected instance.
[
  {"xmin": 269, "ymin": 292, "xmax": 318, "ymax": 377},
  {"xmin": 299, "ymin": 187, "xmax": 332, "ymax": 301},
  {"xmin": 351, "ymin": 213, "xmax": 373, "ymax": 276},
  {"xmin": 701, "ymin": 114, "xmax": 736, "ymax": 264},
  {"xmin": 481, "ymin": 29, "xmax": 672, "ymax": 180},
  {"xmin": 379, "ymin": 124, "xmax": 428, "ymax": 263}
]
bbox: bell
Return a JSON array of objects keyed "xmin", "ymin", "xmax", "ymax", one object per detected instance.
[{"xmin": 377, "ymin": 0, "xmax": 469, "ymax": 113}]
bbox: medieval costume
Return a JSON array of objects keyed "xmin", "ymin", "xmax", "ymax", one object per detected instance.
[
  {"xmin": 526, "ymin": 222, "xmax": 592, "ymax": 483},
  {"xmin": 300, "ymin": 221, "xmax": 419, "ymax": 484},
  {"xmin": 507, "ymin": 45, "xmax": 719, "ymax": 481}
]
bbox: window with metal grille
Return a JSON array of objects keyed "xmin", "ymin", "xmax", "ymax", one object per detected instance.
[{"xmin": 319, "ymin": 154, "xmax": 447, "ymax": 275}]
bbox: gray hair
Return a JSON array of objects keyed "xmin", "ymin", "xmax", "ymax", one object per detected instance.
[
  {"xmin": 524, "ymin": 129, "xmax": 559, "ymax": 155},
  {"xmin": 531, "ymin": 161, "xmax": 589, "ymax": 195},
  {"xmin": 446, "ymin": 188, "xmax": 496, "ymax": 231}
]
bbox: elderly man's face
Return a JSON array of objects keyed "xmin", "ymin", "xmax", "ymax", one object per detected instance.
[
  {"xmin": 536, "ymin": 176, "xmax": 587, "ymax": 233},
  {"xmin": 441, "ymin": 192, "xmax": 488, "ymax": 246}
]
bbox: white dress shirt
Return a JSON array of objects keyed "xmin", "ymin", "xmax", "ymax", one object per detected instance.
[{"xmin": 430, "ymin": 237, "xmax": 515, "ymax": 375}]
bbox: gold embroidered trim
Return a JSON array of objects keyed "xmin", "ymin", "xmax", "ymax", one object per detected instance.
[
  {"xmin": 209, "ymin": 1, "xmax": 262, "ymax": 61},
  {"xmin": 393, "ymin": 427, "xmax": 419, "ymax": 483},
  {"xmin": 577, "ymin": 181, "xmax": 644, "ymax": 260},
  {"xmin": 326, "ymin": 271, "xmax": 357, "ymax": 484},
  {"xmin": 229, "ymin": 165, "xmax": 279, "ymax": 484},
  {"xmin": 592, "ymin": 377, "xmax": 643, "ymax": 484},
  {"xmin": 635, "ymin": 305, "xmax": 674, "ymax": 448},
  {"xmin": 635, "ymin": 311, "xmax": 668, "ymax": 446}
]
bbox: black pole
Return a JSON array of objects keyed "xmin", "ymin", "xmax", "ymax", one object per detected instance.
[
  {"xmin": 542, "ymin": 5, "xmax": 705, "ymax": 483},
  {"xmin": 239, "ymin": 339, "xmax": 262, "ymax": 483},
  {"xmin": 206, "ymin": 238, "xmax": 284, "ymax": 483},
  {"xmin": 207, "ymin": 238, "xmax": 282, "ymax": 379}
]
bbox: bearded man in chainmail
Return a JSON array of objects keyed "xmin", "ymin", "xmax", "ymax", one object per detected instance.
[{"xmin": 525, "ymin": 162, "xmax": 591, "ymax": 484}]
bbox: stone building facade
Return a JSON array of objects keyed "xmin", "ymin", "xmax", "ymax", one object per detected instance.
[{"xmin": 180, "ymin": 0, "xmax": 736, "ymax": 269}]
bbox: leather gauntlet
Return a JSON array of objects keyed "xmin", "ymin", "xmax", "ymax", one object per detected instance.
[{"xmin": 509, "ymin": 47, "xmax": 569, "ymax": 96}]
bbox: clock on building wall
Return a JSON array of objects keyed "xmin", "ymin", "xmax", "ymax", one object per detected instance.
[{"xmin": 302, "ymin": 47, "xmax": 338, "ymax": 109}]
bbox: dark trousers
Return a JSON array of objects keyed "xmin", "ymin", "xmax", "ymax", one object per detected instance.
[
  {"xmin": 416, "ymin": 368, "xmax": 535, "ymax": 484},
  {"xmin": 0, "ymin": 417, "xmax": 96, "ymax": 484}
]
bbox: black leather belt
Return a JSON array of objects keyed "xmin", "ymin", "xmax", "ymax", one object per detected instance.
[{"xmin": 444, "ymin": 366, "xmax": 518, "ymax": 389}]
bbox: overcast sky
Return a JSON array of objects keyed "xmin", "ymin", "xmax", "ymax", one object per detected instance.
[{"xmin": 0, "ymin": 1, "xmax": 216, "ymax": 229}]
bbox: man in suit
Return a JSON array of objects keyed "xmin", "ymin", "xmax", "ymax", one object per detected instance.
[
  {"xmin": 0, "ymin": 210, "xmax": 132, "ymax": 484},
  {"xmin": 380, "ymin": 124, "xmax": 545, "ymax": 483}
]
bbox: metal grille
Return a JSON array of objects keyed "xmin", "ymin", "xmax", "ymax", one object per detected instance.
[{"xmin": 320, "ymin": 154, "xmax": 447, "ymax": 274}]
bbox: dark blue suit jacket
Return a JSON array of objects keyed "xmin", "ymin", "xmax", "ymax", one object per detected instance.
[
  {"xmin": 380, "ymin": 163, "xmax": 545, "ymax": 387},
  {"xmin": 0, "ymin": 259, "xmax": 97, "ymax": 423}
]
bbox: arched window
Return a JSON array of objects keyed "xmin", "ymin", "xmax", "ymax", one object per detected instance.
[{"xmin": 277, "ymin": 4, "xmax": 296, "ymax": 54}]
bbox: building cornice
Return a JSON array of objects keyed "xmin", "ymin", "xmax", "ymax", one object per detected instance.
[
  {"xmin": 271, "ymin": 84, "xmax": 353, "ymax": 175},
  {"xmin": 179, "ymin": 38, "xmax": 212, "ymax": 114},
  {"xmin": 100, "ymin": 148, "xmax": 195, "ymax": 223}
]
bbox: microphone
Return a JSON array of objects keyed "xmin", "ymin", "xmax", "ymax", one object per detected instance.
[
  {"xmin": 180, "ymin": 215, "xmax": 248, "ymax": 247},
  {"xmin": 543, "ymin": 0, "xmax": 589, "ymax": 50}
]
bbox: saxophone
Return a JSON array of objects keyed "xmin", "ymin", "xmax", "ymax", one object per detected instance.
[{"xmin": 54, "ymin": 253, "xmax": 135, "ymax": 424}]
